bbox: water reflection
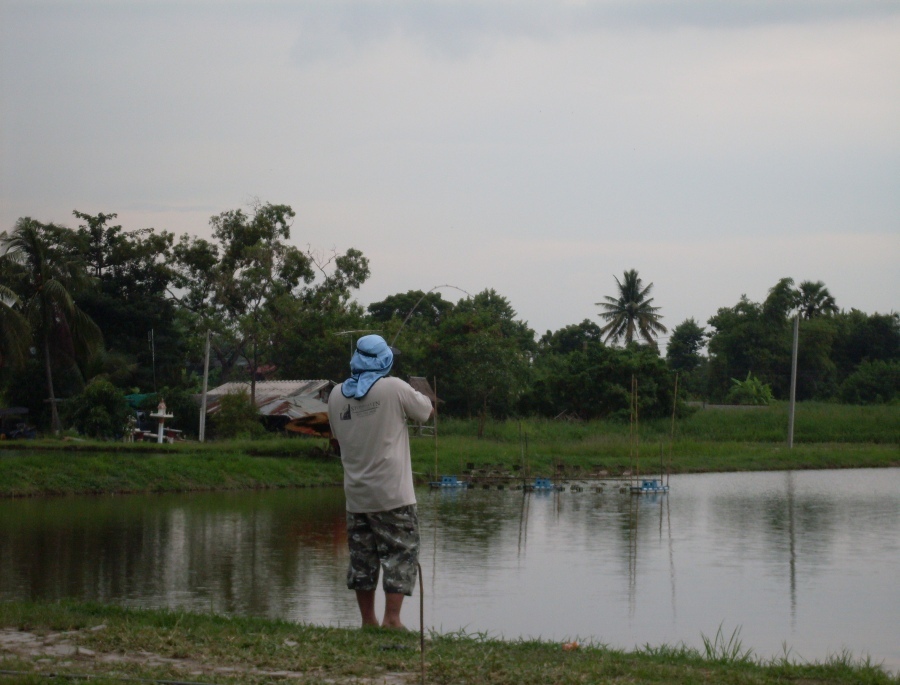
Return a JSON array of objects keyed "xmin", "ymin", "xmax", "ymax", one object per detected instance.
[
  {"xmin": 0, "ymin": 469, "xmax": 897, "ymax": 670},
  {"xmin": 0, "ymin": 490, "xmax": 358, "ymax": 626}
]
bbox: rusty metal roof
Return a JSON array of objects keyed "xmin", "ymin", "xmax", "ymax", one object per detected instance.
[
  {"xmin": 206, "ymin": 379, "xmax": 332, "ymax": 399},
  {"xmin": 202, "ymin": 380, "xmax": 334, "ymax": 417},
  {"xmin": 408, "ymin": 376, "xmax": 441, "ymax": 403}
]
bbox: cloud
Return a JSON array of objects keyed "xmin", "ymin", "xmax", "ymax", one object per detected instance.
[
  {"xmin": 280, "ymin": 0, "xmax": 900, "ymax": 64},
  {"xmin": 1, "ymin": 0, "xmax": 896, "ymax": 341}
]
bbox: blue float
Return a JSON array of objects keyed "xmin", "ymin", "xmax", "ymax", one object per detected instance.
[{"xmin": 630, "ymin": 478, "xmax": 669, "ymax": 494}]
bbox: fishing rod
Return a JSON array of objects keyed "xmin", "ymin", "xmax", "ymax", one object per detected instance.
[
  {"xmin": 417, "ymin": 561, "xmax": 426, "ymax": 685},
  {"xmin": 389, "ymin": 284, "xmax": 472, "ymax": 347}
]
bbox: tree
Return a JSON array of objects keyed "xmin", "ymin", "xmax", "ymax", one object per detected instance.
[
  {"xmin": 368, "ymin": 290, "xmax": 455, "ymax": 331},
  {"xmin": 170, "ymin": 202, "xmax": 315, "ymax": 401},
  {"xmin": 363, "ymin": 289, "xmax": 456, "ymax": 382},
  {"xmin": 65, "ymin": 377, "xmax": 130, "ymax": 438},
  {"xmin": 838, "ymin": 359, "xmax": 900, "ymax": 404},
  {"xmin": 666, "ymin": 318, "xmax": 706, "ymax": 373},
  {"xmin": 828, "ymin": 309, "xmax": 900, "ymax": 398},
  {"xmin": 705, "ymin": 278, "xmax": 842, "ymax": 401},
  {"xmin": 831, "ymin": 310, "xmax": 900, "ymax": 381},
  {"xmin": 665, "ymin": 318, "xmax": 708, "ymax": 398},
  {"xmin": 430, "ymin": 289, "xmax": 535, "ymax": 431},
  {"xmin": 524, "ymin": 334, "xmax": 675, "ymax": 420},
  {"xmin": 268, "ymin": 245, "xmax": 371, "ymax": 381},
  {"xmin": 171, "ymin": 201, "xmax": 370, "ymax": 399},
  {"xmin": 797, "ymin": 280, "xmax": 838, "ymax": 319},
  {"xmin": 267, "ymin": 296, "xmax": 370, "ymax": 382},
  {"xmin": 762, "ymin": 277, "xmax": 799, "ymax": 322},
  {"xmin": 0, "ymin": 219, "xmax": 102, "ymax": 432},
  {"xmin": 596, "ymin": 269, "xmax": 667, "ymax": 346},
  {"xmin": 70, "ymin": 210, "xmax": 181, "ymax": 391},
  {"xmin": 537, "ymin": 320, "xmax": 603, "ymax": 356},
  {"xmin": 0, "ymin": 285, "xmax": 30, "ymax": 371},
  {"xmin": 707, "ymin": 296, "xmax": 779, "ymax": 401}
]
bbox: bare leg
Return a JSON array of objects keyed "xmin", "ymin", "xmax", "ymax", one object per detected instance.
[
  {"xmin": 382, "ymin": 592, "xmax": 406, "ymax": 629},
  {"xmin": 355, "ymin": 589, "xmax": 379, "ymax": 627}
]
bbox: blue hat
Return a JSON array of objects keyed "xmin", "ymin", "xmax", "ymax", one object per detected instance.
[{"xmin": 341, "ymin": 334, "xmax": 397, "ymax": 399}]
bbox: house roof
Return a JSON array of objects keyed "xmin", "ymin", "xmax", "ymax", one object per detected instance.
[
  {"xmin": 257, "ymin": 395, "xmax": 329, "ymax": 419},
  {"xmin": 206, "ymin": 379, "xmax": 332, "ymax": 399},
  {"xmin": 408, "ymin": 376, "xmax": 441, "ymax": 403},
  {"xmin": 202, "ymin": 379, "xmax": 334, "ymax": 417}
]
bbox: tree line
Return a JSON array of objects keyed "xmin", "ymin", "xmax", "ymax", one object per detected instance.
[{"xmin": 1, "ymin": 202, "xmax": 897, "ymax": 437}]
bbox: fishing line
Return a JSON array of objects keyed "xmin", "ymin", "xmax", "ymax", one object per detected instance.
[{"xmin": 417, "ymin": 560, "xmax": 426, "ymax": 685}]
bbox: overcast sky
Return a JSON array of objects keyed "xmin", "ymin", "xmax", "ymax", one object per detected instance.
[{"xmin": 2, "ymin": 0, "xmax": 898, "ymax": 344}]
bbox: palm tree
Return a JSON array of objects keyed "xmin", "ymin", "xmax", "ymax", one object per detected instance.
[
  {"xmin": 797, "ymin": 280, "xmax": 838, "ymax": 319},
  {"xmin": 0, "ymin": 285, "xmax": 30, "ymax": 369},
  {"xmin": 595, "ymin": 269, "xmax": 667, "ymax": 346},
  {"xmin": 0, "ymin": 218, "xmax": 102, "ymax": 433}
]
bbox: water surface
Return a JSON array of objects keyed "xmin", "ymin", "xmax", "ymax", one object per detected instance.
[{"xmin": 0, "ymin": 469, "xmax": 897, "ymax": 671}]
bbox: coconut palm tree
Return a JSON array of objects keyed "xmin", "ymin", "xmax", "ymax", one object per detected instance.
[
  {"xmin": 0, "ymin": 285, "xmax": 30, "ymax": 369},
  {"xmin": 595, "ymin": 269, "xmax": 667, "ymax": 346},
  {"xmin": 797, "ymin": 280, "xmax": 838, "ymax": 319},
  {"xmin": 0, "ymin": 218, "xmax": 102, "ymax": 433}
]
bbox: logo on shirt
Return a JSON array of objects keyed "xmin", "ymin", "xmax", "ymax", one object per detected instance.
[{"xmin": 338, "ymin": 401, "xmax": 381, "ymax": 420}]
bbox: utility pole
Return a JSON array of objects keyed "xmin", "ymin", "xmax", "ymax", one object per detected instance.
[
  {"xmin": 199, "ymin": 330, "xmax": 211, "ymax": 442},
  {"xmin": 148, "ymin": 329, "xmax": 157, "ymax": 392},
  {"xmin": 788, "ymin": 314, "xmax": 799, "ymax": 448}
]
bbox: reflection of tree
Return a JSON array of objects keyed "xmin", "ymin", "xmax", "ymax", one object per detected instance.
[
  {"xmin": 8, "ymin": 477, "xmax": 881, "ymax": 637},
  {"xmin": 0, "ymin": 489, "xmax": 350, "ymax": 622}
]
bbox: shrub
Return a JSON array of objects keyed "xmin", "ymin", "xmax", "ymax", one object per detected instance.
[
  {"xmin": 725, "ymin": 372, "xmax": 774, "ymax": 406},
  {"xmin": 210, "ymin": 390, "xmax": 265, "ymax": 439},
  {"xmin": 65, "ymin": 378, "xmax": 131, "ymax": 439},
  {"xmin": 839, "ymin": 359, "xmax": 900, "ymax": 405}
]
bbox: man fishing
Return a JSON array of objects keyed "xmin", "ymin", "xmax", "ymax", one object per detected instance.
[{"xmin": 328, "ymin": 334, "xmax": 434, "ymax": 629}]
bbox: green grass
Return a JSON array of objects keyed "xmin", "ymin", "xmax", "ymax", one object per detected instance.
[
  {"xmin": 438, "ymin": 402, "xmax": 900, "ymax": 444},
  {"xmin": 0, "ymin": 601, "xmax": 895, "ymax": 684},
  {"xmin": 1, "ymin": 402, "xmax": 896, "ymax": 497},
  {"xmin": 411, "ymin": 403, "xmax": 898, "ymax": 479},
  {"xmin": 413, "ymin": 437, "xmax": 898, "ymax": 481},
  {"xmin": 0, "ymin": 448, "xmax": 344, "ymax": 497}
]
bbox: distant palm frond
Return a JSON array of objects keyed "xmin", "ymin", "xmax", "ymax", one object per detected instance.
[{"xmin": 596, "ymin": 269, "xmax": 667, "ymax": 346}]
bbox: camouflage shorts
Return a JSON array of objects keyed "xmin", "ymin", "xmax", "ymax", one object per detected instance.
[{"xmin": 346, "ymin": 505, "xmax": 419, "ymax": 596}]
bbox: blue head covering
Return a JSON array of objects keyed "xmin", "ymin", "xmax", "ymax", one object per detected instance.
[{"xmin": 341, "ymin": 334, "xmax": 395, "ymax": 399}]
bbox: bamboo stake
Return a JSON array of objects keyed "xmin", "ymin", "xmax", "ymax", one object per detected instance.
[
  {"xmin": 668, "ymin": 372, "xmax": 679, "ymax": 487},
  {"xmin": 433, "ymin": 376, "xmax": 439, "ymax": 480},
  {"xmin": 631, "ymin": 375, "xmax": 640, "ymax": 485}
]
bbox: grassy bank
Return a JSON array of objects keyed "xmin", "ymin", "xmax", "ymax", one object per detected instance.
[
  {"xmin": 1, "ymin": 402, "xmax": 896, "ymax": 497},
  {"xmin": 0, "ymin": 446, "xmax": 344, "ymax": 497},
  {"xmin": 0, "ymin": 601, "xmax": 895, "ymax": 685},
  {"xmin": 438, "ymin": 402, "xmax": 900, "ymax": 444}
]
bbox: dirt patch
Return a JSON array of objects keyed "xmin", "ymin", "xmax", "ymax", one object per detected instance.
[{"xmin": 0, "ymin": 627, "xmax": 413, "ymax": 684}]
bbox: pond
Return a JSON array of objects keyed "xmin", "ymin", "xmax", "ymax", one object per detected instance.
[{"xmin": 0, "ymin": 468, "xmax": 898, "ymax": 671}]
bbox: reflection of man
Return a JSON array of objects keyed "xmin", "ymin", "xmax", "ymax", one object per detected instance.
[{"xmin": 328, "ymin": 334, "xmax": 433, "ymax": 629}]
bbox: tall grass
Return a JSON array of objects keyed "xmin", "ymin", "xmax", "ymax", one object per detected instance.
[
  {"xmin": 701, "ymin": 625, "xmax": 755, "ymax": 663},
  {"xmin": 438, "ymin": 402, "xmax": 899, "ymax": 444},
  {"xmin": 415, "ymin": 403, "xmax": 898, "ymax": 478}
]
